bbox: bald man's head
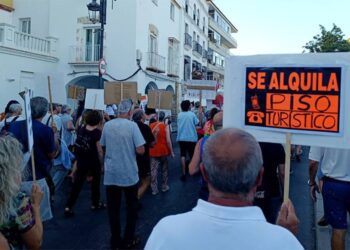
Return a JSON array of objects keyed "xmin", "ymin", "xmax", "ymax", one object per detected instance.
[{"xmin": 202, "ymin": 128, "xmax": 263, "ymax": 196}]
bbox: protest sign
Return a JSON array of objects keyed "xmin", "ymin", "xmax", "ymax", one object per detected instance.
[
  {"xmin": 67, "ymin": 85, "xmax": 86, "ymax": 100},
  {"xmin": 224, "ymin": 53, "xmax": 350, "ymax": 149},
  {"xmin": 23, "ymin": 89, "xmax": 34, "ymax": 152},
  {"xmin": 104, "ymin": 81, "xmax": 138, "ymax": 104},
  {"xmin": 184, "ymin": 80, "xmax": 217, "ymax": 105},
  {"xmin": 147, "ymin": 90, "xmax": 173, "ymax": 110},
  {"xmin": 84, "ymin": 89, "xmax": 105, "ymax": 110}
]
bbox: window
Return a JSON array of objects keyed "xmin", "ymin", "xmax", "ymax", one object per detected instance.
[
  {"xmin": 19, "ymin": 18, "xmax": 31, "ymax": 34},
  {"xmin": 197, "ymin": 35, "xmax": 199, "ymax": 42},
  {"xmin": 193, "ymin": 4, "xmax": 196, "ymax": 21},
  {"xmin": 85, "ymin": 28, "xmax": 101, "ymax": 61},
  {"xmin": 185, "ymin": 0, "xmax": 189, "ymax": 13},
  {"xmin": 185, "ymin": 23, "xmax": 189, "ymax": 34},
  {"xmin": 149, "ymin": 34, "xmax": 158, "ymax": 53},
  {"xmin": 170, "ymin": 3, "xmax": 175, "ymax": 21},
  {"xmin": 197, "ymin": 10, "xmax": 200, "ymax": 26},
  {"xmin": 203, "ymin": 18, "xmax": 206, "ymax": 33},
  {"xmin": 203, "ymin": 41, "xmax": 205, "ymax": 50},
  {"xmin": 152, "ymin": 0, "xmax": 158, "ymax": 6}
]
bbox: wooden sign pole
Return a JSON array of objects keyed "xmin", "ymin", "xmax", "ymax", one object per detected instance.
[
  {"xmin": 93, "ymin": 94, "xmax": 97, "ymax": 110},
  {"xmin": 31, "ymin": 150, "xmax": 36, "ymax": 182},
  {"xmin": 47, "ymin": 76, "xmax": 54, "ymax": 126},
  {"xmin": 283, "ymin": 133, "xmax": 292, "ymax": 202},
  {"xmin": 120, "ymin": 82, "xmax": 124, "ymax": 102}
]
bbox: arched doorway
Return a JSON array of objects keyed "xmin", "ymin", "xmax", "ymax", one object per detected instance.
[
  {"xmin": 67, "ymin": 75, "xmax": 107, "ymax": 89},
  {"xmin": 166, "ymin": 85, "xmax": 175, "ymax": 93},
  {"xmin": 145, "ymin": 81, "xmax": 158, "ymax": 94}
]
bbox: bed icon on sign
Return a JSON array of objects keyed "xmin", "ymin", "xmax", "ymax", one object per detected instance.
[
  {"xmin": 247, "ymin": 111, "xmax": 264, "ymax": 124},
  {"xmin": 251, "ymin": 94, "xmax": 260, "ymax": 110}
]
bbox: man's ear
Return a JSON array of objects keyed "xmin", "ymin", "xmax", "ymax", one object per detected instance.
[
  {"xmin": 200, "ymin": 163, "xmax": 209, "ymax": 182},
  {"xmin": 256, "ymin": 167, "xmax": 264, "ymax": 187}
]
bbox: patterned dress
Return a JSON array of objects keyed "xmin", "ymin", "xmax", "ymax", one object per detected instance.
[{"xmin": 0, "ymin": 192, "xmax": 35, "ymax": 249}]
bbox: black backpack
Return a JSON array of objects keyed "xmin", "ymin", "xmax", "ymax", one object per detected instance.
[
  {"xmin": 73, "ymin": 127, "xmax": 92, "ymax": 156},
  {"xmin": 0, "ymin": 116, "xmax": 20, "ymax": 135}
]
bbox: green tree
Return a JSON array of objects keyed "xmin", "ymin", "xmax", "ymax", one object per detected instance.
[{"xmin": 303, "ymin": 24, "xmax": 350, "ymax": 53}]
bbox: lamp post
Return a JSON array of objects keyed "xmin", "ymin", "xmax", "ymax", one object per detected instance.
[{"xmin": 87, "ymin": 0, "xmax": 106, "ymax": 89}]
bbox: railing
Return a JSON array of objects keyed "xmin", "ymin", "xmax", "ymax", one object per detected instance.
[
  {"xmin": 192, "ymin": 41, "xmax": 202, "ymax": 55},
  {"xmin": 12, "ymin": 31, "xmax": 50, "ymax": 54},
  {"xmin": 167, "ymin": 57, "xmax": 179, "ymax": 77},
  {"xmin": 184, "ymin": 33, "xmax": 192, "ymax": 47},
  {"xmin": 69, "ymin": 45, "xmax": 103, "ymax": 63},
  {"xmin": 146, "ymin": 52, "xmax": 165, "ymax": 73},
  {"xmin": 202, "ymin": 50, "xmax": 208, "ymax": 59}
]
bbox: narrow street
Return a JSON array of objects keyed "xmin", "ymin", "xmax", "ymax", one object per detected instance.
[{"xmin": 42, "ymin": 140, "xmax": 316, "ymax": 250}]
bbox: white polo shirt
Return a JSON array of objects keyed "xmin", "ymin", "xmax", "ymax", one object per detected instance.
[
  {"xmin": 145, "ymin": 199, "xmax": 303, "ymax": 250},
  {"xmin": 308, "ymin": 146, "xmax": 350, "ymax": 182}
]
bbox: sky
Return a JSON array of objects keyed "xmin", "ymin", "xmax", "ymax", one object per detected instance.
[{"xmin": 214, "ymin": 0, "xmax": 350, "ymax": 55}]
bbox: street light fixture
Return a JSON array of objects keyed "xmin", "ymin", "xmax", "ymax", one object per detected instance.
[{"xmin": 87, "ymin": 0, "xmax": 107, "ymax": 89}]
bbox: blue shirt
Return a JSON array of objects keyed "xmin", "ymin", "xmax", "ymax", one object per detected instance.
[
  {"xmin": 176, "ymin": 111, "xmax": 199, "ymax": 142},
  {"xmin": 9, "ymin": 120, "xmax": 56, "ymax": 180}
]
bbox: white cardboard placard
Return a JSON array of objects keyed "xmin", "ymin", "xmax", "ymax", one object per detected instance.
[
  {"xmin": 84, "ymin": 89, "xmax": 105, "ymax": 110},
  {"xmin": 24, "ymin": 89, "xmax": 34, "ymax": 152},
  {"xmin": 224, "ymin": 52, "xmax": 350, "ymax": 149}
]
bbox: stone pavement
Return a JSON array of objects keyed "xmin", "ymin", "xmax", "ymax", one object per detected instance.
[{"xmin": 315, "ymin": 192, "xmax": 350, "ymax": 250}]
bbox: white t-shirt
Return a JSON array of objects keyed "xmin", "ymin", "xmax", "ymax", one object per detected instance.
[
  {"xmin": 42, "ymin": 113, "xmax": 62, "ymax": 132},
  {"xmin": 145, "ymin": 200, "xmax": 303, "ymax": 250},
  {"xmin": 308, "ymin": 146, "xmax": 350, "ymax": 182}
]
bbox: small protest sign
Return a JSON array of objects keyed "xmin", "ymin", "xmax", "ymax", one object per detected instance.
[
  {"xmin": 147, "ymin": 90, "xmax": 173, "ymax": 110},
  {"xmin": 24, "ymin": 89, "xmax": 34, "ymax": 152},
  {"xmin": 104, "ymin": 81, "xmax": 138, "ymax": 104},
  {"xmin": 67, "ymin": 85, "xmax": 86, "ymax": 100},
  {"xmin": 84, "ymin": 89, "xmax": 105, "ymax": 110}
]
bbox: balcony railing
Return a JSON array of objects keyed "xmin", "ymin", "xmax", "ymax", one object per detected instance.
[
  {"xmin": 184, "ymin": 33, "xmax": 192, "ymax": 48},
  {"xmin": 146, "ymin": 52, "xmax": 165, "ymax": 73},
  {"xmin": 192, "ymin": 41, "xmax": 202, "ymax": 55},
  {"xmin": 202, "ymin": 50, "xmax": 208, "ymax": 59},
  {"xmin": 0, "ymin": 23, "xmax": 57, "ymax": 57},
  {"xmin": 69, "ymin": 45, "xmax": 103, "ymax": 63},
  {"xmin": 167, "ymin": 57, "xmax": 179, "ymax": 77}
]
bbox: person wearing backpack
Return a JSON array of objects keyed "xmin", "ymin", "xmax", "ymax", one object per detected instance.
[
  {"xmin": 64, "ymin": 110, "xmax": 105, "ymax": 216},
  {"xmin": 0, "ymin": 103, "xmax": 24, "ymax": 134}
]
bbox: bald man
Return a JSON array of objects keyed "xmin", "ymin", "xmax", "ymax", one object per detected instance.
[{"xmin": 146, "ymin": 128, "xmax": 302, "ymax": 250}]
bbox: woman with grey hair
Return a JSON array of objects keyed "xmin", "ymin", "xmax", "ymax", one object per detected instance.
[
  {"xmin": 0, "ymin": 135, "xmax": 43, "ymax": 250},
  {"xmin": 0, "ymin": 103, "xmax": 24, "ymax": 133}
]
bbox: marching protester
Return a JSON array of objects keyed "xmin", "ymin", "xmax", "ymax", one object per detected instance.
[
  {"xmin": 146, "ymin": 128, "xmax": 302, "ymax": 250},
  {"xmin": 309, "ymin": 147, "xmax": 350, "ymax": 250},
  {"xmin": 0, "ymin": 103, "xmax": 24, "ymax": 134},
  {"xmin": 189, "ymin": 111, "xmax": 223, "ymax": 200},
  {"xmin": 149, "ymin": 111, "xmax": 174, "ymax": 195},
  {"xmin": 60, "ymin": 105, "xmax": 75, "ymax": 148},
  {"xmin": 42, "ymin": 103, "xmax": 62, "ymax": 137},
  {"xmin": 0, "ymin": 100, "xmax": 20, "ymax": 122},
  {"xmin": 64, "ymin": 110, "xmax": 105, "ymax": 216},
  {"xmin": 132, "ymin": 109, "xmax": 155, "ymax": 200},
  {"xmin": 0, "ymin": 135, "xmax": 44, "ymax": 250},
  {"xmin": 202, "ymin": 107, "xmax": 219, "ymax": 136},
  {"xmin": 100, "ymin": 99, "xmax": 145, "ymax": 249},
  {"xmin": 176, "ymin": 100, "xmax": 199, "ymax": 181},
  {"xmin": 254, "ymin": 142, "xmax": 285, "ymax": 224},
  {"xmin": 8, "ymin": 97, "xmax": 59, "ymax": 216}
]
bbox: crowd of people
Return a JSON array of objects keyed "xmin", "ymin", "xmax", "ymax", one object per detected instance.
[{"xmin": 0, "ymin": 96, "xmax": 348, "ymax": 250}]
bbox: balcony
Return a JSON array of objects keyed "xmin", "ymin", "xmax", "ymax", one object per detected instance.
[
  {"xmin": 167, "ymin": 57, "xmax": 179, "ymax": 78},
  {"xmin": 146, "ymin": 52, "xmax": 165, "ymax": 73},
  {"xmin": 184, "ymin": 33, "xmax": 192, "ymax": 48},
  {"xmin": 192, "ymin": 41, "xmax": 202, "ymax": 57},
  {"xmin": 209, "ymin": 18, "xmax": 237, "ymax": 49},
  {"xmin": 69, "ymin": 45, "xmax": 104, "ymax": 65},
  {"xmin": 0, "ymin": 23, "xmax": 58, "ymax": 61},
  {"xmin": 202, "ymin": 50, "xmax": 208, "ymax": 60}
]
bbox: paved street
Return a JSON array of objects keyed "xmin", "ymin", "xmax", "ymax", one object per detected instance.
[{"xmin": 43, "ymin": 141, "xmax": 316, "ymax": 250}]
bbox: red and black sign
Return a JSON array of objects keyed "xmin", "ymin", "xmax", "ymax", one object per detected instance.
[{"xmin": 245, "ymin": 67, "xmax": 341, "ymax": 133}]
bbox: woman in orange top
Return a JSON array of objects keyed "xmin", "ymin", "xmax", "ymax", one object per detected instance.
[{"xmin": 149, "ymin": 112, "xmax": 174, "ymax": 195}]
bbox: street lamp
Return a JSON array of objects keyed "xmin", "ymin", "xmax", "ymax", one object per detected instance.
[{"xmin": 87, "ymin": 0, "xmax": 107, "ymax": 89}]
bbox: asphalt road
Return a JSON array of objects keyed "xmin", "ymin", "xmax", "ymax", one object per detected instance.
[{"xmin": 42, "ymin": 140, "xmax": 316, "ymax": 250}]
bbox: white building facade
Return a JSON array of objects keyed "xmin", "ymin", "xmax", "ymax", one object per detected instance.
[{"xmin": 0, "ymin": 0, "xmax": 237, "ymax": 110}]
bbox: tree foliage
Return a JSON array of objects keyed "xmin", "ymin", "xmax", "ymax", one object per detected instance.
[{"xmin": 303, "ymin": 24, "xmax": 350, "ymax": 53}]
